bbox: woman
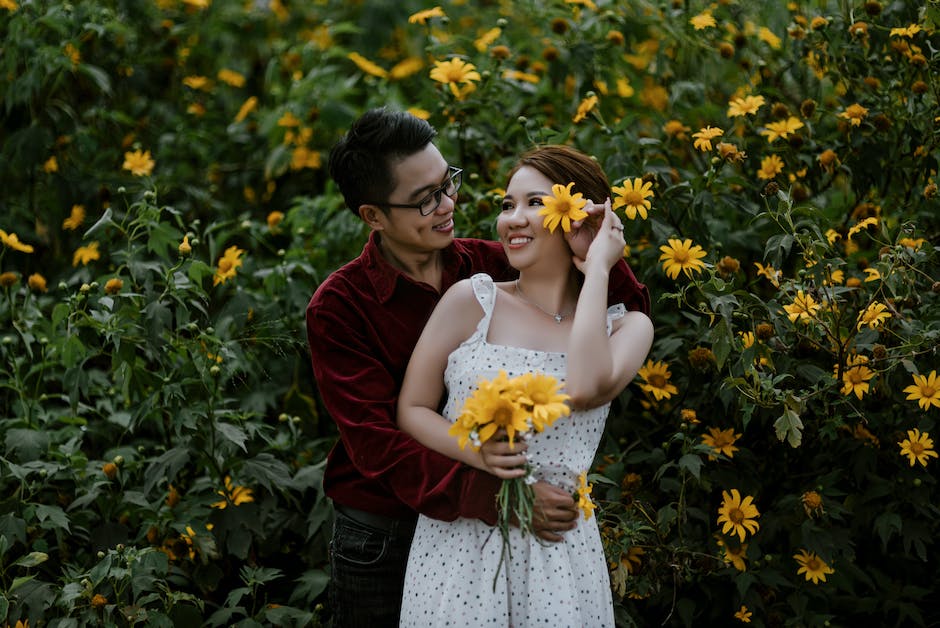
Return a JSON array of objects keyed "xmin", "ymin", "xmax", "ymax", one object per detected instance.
[{"xmin": 396, "ymin": 145, "xmax": 654, "ymax": 627}]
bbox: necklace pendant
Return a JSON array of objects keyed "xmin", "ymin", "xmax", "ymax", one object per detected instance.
[{"xmin": 553, "ymin": 314, "xmax": 563, "ymax": 323}]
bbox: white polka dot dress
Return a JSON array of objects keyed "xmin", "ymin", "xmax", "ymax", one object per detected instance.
[{"xmin": 400, "ymin": 274, "xmax": 622, "ymax": 628}]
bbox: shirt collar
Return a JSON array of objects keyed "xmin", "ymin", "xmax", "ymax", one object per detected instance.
[{"xmin": 362, "ymin": 231, "xmax": 464, "ymax": 303}]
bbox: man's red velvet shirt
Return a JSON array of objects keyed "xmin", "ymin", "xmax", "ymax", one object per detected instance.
[{"xmin": 305, "ymin": 231, "xmax": 649, "ymax": 523}]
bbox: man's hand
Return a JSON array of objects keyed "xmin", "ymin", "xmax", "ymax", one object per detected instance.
[
  {"xmin": 565, "ymin": 199, "xmax": 607, "ymax": 263},
  {"xmin": 531, "ymin": 481, "xmax": 578, "ymax": 542}
]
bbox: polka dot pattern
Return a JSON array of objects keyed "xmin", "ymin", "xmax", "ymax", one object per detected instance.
[{"xmin": 400, "ymin": 274, "xmax": 622, "ymax": 627}]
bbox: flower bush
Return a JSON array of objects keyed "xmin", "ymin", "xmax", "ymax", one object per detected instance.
[{"xmin": 1, "ymin": 0, "xmax": 938, "ymax": 626}]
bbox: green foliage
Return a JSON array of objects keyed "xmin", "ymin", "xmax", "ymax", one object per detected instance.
[{"xmin": 1, "ymin": 0, "xmax": 938, "ymax": 626}]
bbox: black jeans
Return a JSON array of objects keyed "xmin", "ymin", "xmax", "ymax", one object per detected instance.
[{"xmin": 328, "ymin": 507, "xmax": 417, "ymax": 628}]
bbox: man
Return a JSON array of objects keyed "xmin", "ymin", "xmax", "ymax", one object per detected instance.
[{"xmin": 305, "ymin": 108, "xmax": 649, "ymax": 626}]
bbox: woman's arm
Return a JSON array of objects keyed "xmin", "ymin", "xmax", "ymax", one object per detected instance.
[{"xmin": 567, "ymin": 204, "xmax": 654, "ymax": 408}]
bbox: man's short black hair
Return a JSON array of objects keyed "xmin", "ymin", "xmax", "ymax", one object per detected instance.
[{"xmin": 328, "ymin": 108, "xmax": 437, "ymax": 217}]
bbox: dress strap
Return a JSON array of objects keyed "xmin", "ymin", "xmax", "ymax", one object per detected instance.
[{"xmin": 468, "ymin": 273, "xmax": 498, "ymax": 341}]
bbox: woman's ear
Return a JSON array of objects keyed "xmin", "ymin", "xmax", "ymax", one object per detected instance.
[{"xmin": 359, "ymin": 204, "xmax": 386, "ymax": 230}]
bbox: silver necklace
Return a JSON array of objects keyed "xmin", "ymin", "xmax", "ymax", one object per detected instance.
[{"xmin": 514, "ymin": 279, "xmax": 573, "ymax": 324}]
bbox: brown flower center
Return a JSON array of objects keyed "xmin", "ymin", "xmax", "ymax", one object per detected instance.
[
  {"xmin": 910, "ymin": 442, "xmax": 924, "ymax": 456},
  {"xmin": 219, "ymin": 259, "xmax": 233, "ymax": 272},
  {"xmin": 728, "ymin": 507, "xmax": 745, "ymax": 524},
  {"xmin": 648, "ymin": 374, "xmax": 666, "ymax": 388}
]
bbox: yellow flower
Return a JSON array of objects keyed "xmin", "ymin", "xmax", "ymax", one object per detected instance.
[
  {"xmin": 759, "ymin": 116, "xmax": 804, "ymax": 143},
  {"xmin": 839, "ymin": 103, "xmax": 869, "ymax": 126},
  {"xmin": 717, "ymin": 488, "xmax": 760, "ymax": 543},
  {"xmin": 43, "ymin": 155, "xmax": 59, "ymax": 172},
  {"xmin": 899, "ymin": 237, "xmax": 926, "ymax": 250},
  {"xmin": 452, "ymin": 371, "xmax": 530, "ymax": 449},
  {"xmin": 430, "ymin": 58, "xmax": 481, "ymax": 98},
  {"xmin": 818, "ymin": 149, "xmax": 840, "ymax": 173},
  {"xmin": 1, "ymin": 0, "xmax": 20, "ymax": 11},
  {"xmin": 182, "ymin": 75, "xmax": 211, "ymax": 90},
  {"xmin": 347, "ymin": 52, "xmax": 388, "ymax": 79},
  {"xmin": 863, "ymin": 268, "xmax": 881, "ymax": 282},
  {"xmin": 409, "ymin": 6, "xmax": 445, "ymax": 24},
  {"xmin": 290, "ymin": 146, "xmax": 321, "ymax": 171},
  {"xmin": 91, "ymin": 593, "xmax": 107, "ymax": 608},
  {"xmin": 474, "ymin": 27, "xmax": 501, "ymax": 52},
  {"xmin": 903, "ymin": 372, "xmax": 940, "ymax": 411},
  {"xmin": 28, "ymin": 273, "xmax": 47, "ymax": 293},
  {"xmin": 841, "ymin": 364, "xmax": 873, "ymax": 400},
  {"xmin": 783, "ymin": 290, "xmax": 820, "ymax": 323},
  {"xmin": 0, "ymin": 229, "xmax": 34, "ymax": 253},
  {"xmin": 801, "ymin": 490, "xmax": 824, "ymax": 518},
  {"xmin": 573, "ymin": 94, "xmax": 599, "ymax": 123},
  {"xmin": 62, "ymin": 204, "xmax": 86, "ymax": 231},
  {"xmin": 717, "ymin": 537, "xmax": 748, "ymax": 571},
  {"xmin": 692, "ymin": 126, "xmax": 724, "ymax": 151},
  {"xmin": 727, "ymin": 94, "xmax": 765, "ymax": 117},
  {"xmin": 267, "ymin": 211, "xmax": 285, "ymax": 232},
  {"xmin": 216, "ymin": 68, "xmax": 245, "ymax": 87},
  {"xmin": 539, "ymin": 182, "xmax": 588, "ymax": 234},
  {"xmin": 179, "ymin": 235, "xmax": 192, "ymax": 255},
  {"xmin": 72, "ymin": 242, "xmax": 101, "ymax": 266},
  {"xmin": 576, "ymin": 471, "xmax": 596, "ymax": 520},
  {"xmin": 898, "ymin": 428, "xmax": 938, "ymax": 467},
  {"xmin": 702, "ymin": 427, "xmax": 741, "ymax": 460},
  {"xmin": 234, "ymin": 96, "xmax": 258, "ymax": 123},
  {"xmin": 503, "ymin": 69, "xmax": 541, "ymax": 84},
  {"xmin": 658, "ymin": 238, "xmax": 707, "ymax": 279},
  {"xmin": 757, "ymin": 154, "xmax": 785, "ymax": 180},
  {"xmin": 612, "ymin": 178, "xmax": 653, "ymax": 220},
  {"xmin": 847, "ymin": 216, "xmax": 878, "ymax": 240},
  {"xmin": 793, "ymin": 549, "xmax": 834, "ymax": 584},
  {"xmin": 213, "ymin": 245, "xmax": 245, "ymax": 286},
  {"xmin": 122, "ymin": 149, "xmax": 155, "ymax": 176},
  {"xmin": 620, "ymin": 546, "xmax": 645, "ymax": 574},
  {"xmin": 0, "ymin": 271, "xmax": 18, "ymax": 287},
  {"xmin": 663, "ymin": 119, "xmax": 691, "ymax": 139},
  {"xmin": 690, "ymin": 10, "xmax": 716, "ymax": 30},
  {"xmin": 389, "ymin": 57, "xmax": 424, "ymax": 80},
  {"xmin": 211, "ymin": 476, "xmax": 255, "ymax": 509},
  {"xmin": 514, "ymin": 372, "xmax": 570, "ymax": 432},
  {"xmin": 754, "ymin": 262, "xmax": 781, "ymax": 287},
  {"xmin": 277, "ymin": 111, "xmax": 301, "ymax": 128},
  {"xmin": 637, "ymin": 360, "xmax": 679, "ymax": 401},
  {"xmin": 104, "ymin": 277, "xmax": 123, "ymax": 295},
  {"xmin": 857, "ymin": 301, "xmax": 891, "ymax": 330},
  {"xmin": 890, "ymin": 24, "xmax": 922, "ymax": 38},
  {"xmin": 735, "ymin": 605, "xmax": 752, "ymax": 623}
]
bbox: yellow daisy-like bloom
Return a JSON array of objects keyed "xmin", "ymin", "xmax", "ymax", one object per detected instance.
[
  {"xmin": 690, "ymin": 10, "xmax": 716, "ymax": 30},
  {"xmin": 658, "ymin": 238, "xmax": 707, "ymax": 279},
  {"xmin": 474, "ymin": 27, "xmax": 501, "ymax": 52},
  {"xmin": 277, "ymin": 111, "xmax": 301, "ymax": 128},
  {"xmin": 576, "ymin": 471, "xmax": 596, "ymax": 520},
  {"xmin": 539, "ymin": 182, "xmax": 588, "ymax": 234},
  {"xmin": 783, "ymin": 290, "xmax": 820, "ymax": 323},
  {"xmin": 27, "ymin": 273, "xmax": 47, "ymax": 293},
  {"xmin": 104, "ymin": 277, "xmax": 123, "ymax": 295},
  {"xmin": 43, "ymin": 155, "xmax": 59, "ymax": 173},
  {"xmin": 899, "ymin": 237, "xmax": 926, "ymax": 250},
  {"xmin": 841, "ymin": 364, "xmax": 874, "ymax": 400},
  {"xmin": 211, "ymin": 476, "xmax": 255, "ymax": 509},
  {"xmin": 453, "ymin": 371, "xmax": 530, "ymax": 448},
  {"xmin": 347, "ymin": 52, "xmax": 388, "ymax": 79},
  {"xmin": 234, "ymin": 96, "xmax": 258, "ymax": 123},
  {"xmin": 898, "ymin": 428, "xmax": 938, "ymax": 467},
  {"xmin": 839, "ymin": 103, "xmax": 869, "ymax": 127},
  {"xmin": 793, "ymin": 549, "xmax": 834, "ymax": 584},
  {"xmin": 717, "ymin": 488, "xmax": 760, "ymax": 543},
  {"xmin": 267, "ymin": 211, "xmax": 285, "ymax": 232},
  {"xmin": 217, "ymin": 68, "xmax": 245, "ymax": 87},
  {"xmin": 857, "ymin": 301, "xmax": 891, "ymax": 330},
  {"xmin": 612, "ymin": 178, "xmax": 653, "ymax": 220},
  {"xmin": 890, "ymin": 24, "xmax": 922, "ymax": 38},
  {"xmin": 408, "ymin": 6, "xmax": 445, "ymax": 24},
  {"xmin": 692, "ymin": 126, "xmax": 724, "ymax": 151},
  {"xmin": 213, "ymin": 245, "xmax": 245, "ymax": 286},
  {"xmin": 663, "ymin": 119, "xmax": 691, "ymax": 139},
  {"xmin": 514, "ymin": 372, "xmax": 570, "ymax": 432},
  {"xmin": 1, "ymin": 0, "xmax": 20, "ymax": 12},
  {"xmin": 701, "ymin": 427, "xmax": 741, "ymax": 460},
  {"xmin": 290, "ymin": 146, "xmax": 321, "ymax": 171},
  {"xmin": 757, "ymin": 154, "xmax": 785, "ymax": 180},
  {"xmin": 573, "ymin": 94, "xmax": 599, "ymax": 123},
  {"xmin": 716, "ymin": 537, "xmax": 748, "ymax": 572},
  {"xmin": 72, "ymin": 241, "xmax": 101, "ymax": 266},
  {"xmin": 389, "ymin": 57, "xmax": 424, "ymax": 80},
  {"xmin": 735, "ymin": 605, "xmax": 752, "ymax": 623},
  {"xmin": 430, "ymin": 57, "xmax": 481, "ymax": 98},
  {"xmin": 759, "ymin": 26, "xmax": 782, "ymax": 49},
  {"xmin": 754, "ymin": 262, "xmax": 781, "ymax": 287},
  {"xmin": 759, "ymin": 116, "xmax": 804, "ymax": 143},
  {"xmin": 122, "ymin": 149, "xmax": 155, "ymax": 176},
  {"xmin": 863, "ymin": 267, "xmax": 881, "ymax": 282},
  {"xmin": 0, "ymin": 229, "xmax": 34, "ymax": 253},
  {"xmin": 727, "ymin": 94, "xmax": 765, "ymax": 117},
  {"xmin": 903, "ymin": 371, "xmax": 940, "ymax": 411},
  {"xmin": 801, "ymin": 490, "xmax": 825, "ymax": 517},
  {"xmin": 847, "ymin": 216, "xmax": 878, "ymax": 240},
  {"xmin": 503, "ymin": 69, "xmax": 541, "ymax": 84},
  {"xmin": 620, "ymin": 546, "xmax": 645, "ymax": 574},
  {"xmin": 182, "ymin": 75, "xmax": 211, "ymax": 90},
  {"xmin": 637, "ymin": 360, "xmax": 679, "ymax": 401},
  {"xmin": 62, "ymin": 204, "xmax": 86, "ymax": 231}
]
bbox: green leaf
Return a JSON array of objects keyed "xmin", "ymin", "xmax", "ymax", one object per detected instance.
[
  {"xmin": 216, "ymin": 422, "xmax": 248, "ymax": 452},
  {"xmin": 873, "ymin": 512, "xmax": 902, "ymax": 549},
  {"xmin": 35, "ymin": 505, "xmax": 70, "ymax": 532},
  {"xmin": 678, "ymin": 453, "xmax": 703, "ymax": 480},
  {"xmin": 773, "ymin": 408, "xmax": 803, "ymax": 448},
  {"xmin": 13, "ymin": 551, "xmax": 49, "ymax": 568},
  {"xmin": 84, "ymin": 206, "xmax": 115, "ymax": 238}
]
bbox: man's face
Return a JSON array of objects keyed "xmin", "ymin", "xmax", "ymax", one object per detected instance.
[{"xmin": 366, "ymin": 143, "xmax": 457, "ymax": 254}]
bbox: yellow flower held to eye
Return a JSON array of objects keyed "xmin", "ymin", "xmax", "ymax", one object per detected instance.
[
  {"xmin": 717, "ymin": 488, "xmax": 760, "ymax": 543},
  {"xmin": 576, "ymin": 471, "xmax": 596, "ymax": 520},
  {"xmin": 898, "ymin": 428, "xmax": 938, "ymax": 467},
  {"xmin": 903, "ymin": 371, "xmax": 940, "ymax": 411},
  {"xmin": 637, "ymin": 360, "xmax": 678, "ymax": 401},
  {"xmin": 0, "ymin": 229, "xmax": 35, "ymax": 253},
  {"xmin": 539, "ymin": 182, "xmax": 588, "ymax": 234},
  {"xmin": 793, "ymin": 549, "xmax": 834, "ymax": 584},
  {"xmin": 122, "ymin": 149, "xmax": 155, "ymax": 176},
  {"xmin": 612, "ymin": 178, "xmax": 654, "ymax": 220},
  {"xmin": 213, "ymin": 245, "xmax": 245, "ymax": 286},
  {"xmin": 658, "ymin": 238, "xmax": 707, "ymax": 279}
]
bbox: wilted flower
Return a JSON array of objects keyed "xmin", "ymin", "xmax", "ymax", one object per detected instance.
[{"xmin": 104, "ymin": 277, "xmax": 123, "ymax": 295}]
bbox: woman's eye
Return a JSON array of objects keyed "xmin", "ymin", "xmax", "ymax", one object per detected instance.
[{"xmin": 500, "ymin": 202, "xmax": 513, "ymax": 212}]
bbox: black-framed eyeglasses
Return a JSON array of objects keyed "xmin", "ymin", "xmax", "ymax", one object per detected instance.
[{"xmin": 370, "ymin": 166, "xmax": 463, "ymax": 216}]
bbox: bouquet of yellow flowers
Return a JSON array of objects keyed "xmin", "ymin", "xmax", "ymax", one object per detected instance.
[{"xmin": 449, "ymin": 370, "xmax": 579, "ymax": 579}]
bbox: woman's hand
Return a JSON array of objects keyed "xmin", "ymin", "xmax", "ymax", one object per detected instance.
[
  {"xmin": 479, "ymin": 431, "xmax": 529, "ymax": 479},
  {"xmin": 572, "ymin": 198, "xmax": 625, "ymax": 275}
]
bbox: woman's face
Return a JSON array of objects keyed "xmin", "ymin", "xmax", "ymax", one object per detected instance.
[{"xmin": 497, "ymin": 166, "xmax": 573, "ymax": 271}]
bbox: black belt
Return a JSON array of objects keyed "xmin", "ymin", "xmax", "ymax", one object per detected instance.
[{"xmin": 335, "ymin": 504, "xmax": 417, "ymax": 535}]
